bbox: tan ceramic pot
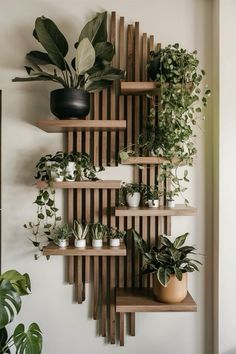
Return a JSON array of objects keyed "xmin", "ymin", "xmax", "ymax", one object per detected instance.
[{"xmin": 153, "ymin": 273, "xmax": 187, "ymax": 303}]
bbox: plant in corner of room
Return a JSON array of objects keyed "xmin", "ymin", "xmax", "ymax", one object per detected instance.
[
  {"xmin": 53, "ymin": 223, "xmax": 72, "ymax": 248},
  {"xmin": 13, "ymin": 12, "xmax": 125, "ymax": 118},
  {"xmin": 132, "ymin": 230, "xmax": 202, "ymax": 303},
  {"xmin": 72, "ymin": 220, "xmax": 89, "ymax": 248},
  {"xmin": 0, "ymin": 270, "xmax": 42, "ymax": 354},
  {"xmin": 120, "ymin": 182, "xmax": 144, "ymax": 208}
]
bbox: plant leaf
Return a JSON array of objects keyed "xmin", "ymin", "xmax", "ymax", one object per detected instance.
[
  {"xmin": 88, "ymin": 66, "xmax": 125, "ymax": 81},
  {"xmin": 35, "ymin": 16, "xmax": 68, "ymax": 70},
  {"xmin": 85, "ymin": 79, "xmax": 112, "ymax": 92},
  {"xmin": 26, "ymin": 51, "xmax": 54, "ymax": 65},
  {"xmin": 94, "ymin": 42, "xmax": 115, "ymax": 61},
  {"xmin": 157, "ymin": 267, "xmax": 171, "ymax": 287},
  {"xmin": 14, "ymin": 323, "xmax": 42, "ymax": 354},
  {"xmin": 78, "ymin": 12, "xmax": 107, "ymax": 45},
  {"xmin": 0, "ymin": 327, "xmax": 10, "ymax": 353},
  {"xmin": 0, "ymin": 280, "xmax": 21, "ymax": 328},
  {"xmin": 173, "ymin": 233, "xmax": 189, "ymax": 248},
  {"xmin": 76, "ymin": 38, "xmax": 95, "ymax": 76},
  {"xmin": 0, "ymin": 270, "xmax": 31, "ymax": 296}
]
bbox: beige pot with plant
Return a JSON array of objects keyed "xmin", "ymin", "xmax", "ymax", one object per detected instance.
[{"xmin": 153, "ymin": 273, "xmax": 187, "ymax": 303}]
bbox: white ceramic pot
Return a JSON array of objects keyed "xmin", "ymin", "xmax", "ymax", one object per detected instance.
[
  {"xmin": 74, "ymin": 239, "xmax": 86, "ymax": 248},
  {"xmin": 126, "ymin": 192, "xmax": 141, "ymax": 208},
  {"xmin": 58, "ymin": 239, "xmax": 68, "ymax": 248},
  {"xmin": 92, "ymin": 239, "xmax": 103, "ymax": 248},
  {"xmin": 65, "ymin": 162, "xmax": 76, "ymax": 181},
  {"xmin": 147, "ymin": 199, "xmax": 159, "ymax": 208},
  {"xmin": 167, "ymin": 200, "xmax": 175, "ymax": 208},
  {"xmin": 109, "ymin": 238, "xmax": 120, "ymax": 247},
  {"xmin": 51, "ymin": 167, "xmax": 64, "ymax": 182}
]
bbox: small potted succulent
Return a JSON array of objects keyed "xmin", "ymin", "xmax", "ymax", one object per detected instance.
[
  {"xmin": 166, "ymin": 190, "xmax": 179, "ymax": 208},
  {"xmin": 133, "ymin": 230, "xmax": 201, "ymax": 303},
  {"xmin": 53, "ymin": 223, "xmax": 72, "ymax": 248},
  {"xmin": 144, "ymin": 185, "xmax": 162, "ymax": 208},
  {"xmin": 107, "ymin": 228, "xmax": 126, "ymax": 247},
  {"xmin": 13, "ymin": 13, "xmax": 124, "ymax": 119},
  {"xmin": 72, "ymin": 220, "xmax": 89, "ymax": 248},
  {"xmin": 90, "ymin": 222, "xmax": 106, "ymax": 248},
  {"xmin": 121, "ymin": 182, "xmax": 144, "ymax": 208}
]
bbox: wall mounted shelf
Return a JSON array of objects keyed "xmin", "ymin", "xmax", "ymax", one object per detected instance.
[
  {"xmin": 115, "ymin": 205, "xmax": 197, "ymax": 217},
  {"xmin": 116, "ymin": 288, "xmax": 197, "ymax": 313},
  {"xmin": 43, "ymin": 243, "xmax": 126, "ymax": 256},
  {"xmin": 121, "ymin": 156, "xmax": 185, "ymax": 165},
  {"xmin": 36, "ymin": 180, "xmax": 122, "ymax": 189},
  {"xmin": 37, "ymin": 119, "xmax": 127, "ymax": 133},
  {"xmin": 120, "ymin": 81, "xmax": 193, "ymax": 95}
]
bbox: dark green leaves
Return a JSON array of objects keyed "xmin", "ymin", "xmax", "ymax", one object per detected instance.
[
  {"xmin": 0, "ymin": 280, "xmax": 21, "ymax": 328},
  {"xmin": 157, "ymin": 267, "xmax": 170, "ymax": 287},
  {"xmin": 0, "ymin": 270, "xmax": 31, "ymax": 296},
  {"xmin": 173, "ymin": 233, "xmax": 189, "ymax": 249},
  {"xmin": 13, "ymin": 323, "xmax": 42, "ymax": 354},
  {"xmin": 34, "ymin": 16, "xmax": 68, "ymax": 70},
  {"xmin": 78, "ymin": 12, "xmax": 107, "ymax": 45},
  {"xmin": 94, "ymin": 42, "xmax": 115, "ymax": 61},
  {"xmin": 26, "ymin": 51, "xmax": 54, "ymax": 66}
]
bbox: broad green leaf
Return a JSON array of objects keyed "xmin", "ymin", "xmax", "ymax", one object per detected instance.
[
  {"xmin": 78, "ymin": 12, "xmax": 107, "ymax": 45},
  {"xmin": 88, "ymin": 66, "xmax": 124, "ymax": 81},
  {"xmin": 174, "ymin": 267, "xmax": 183, "ymax": 281},
  {"xmin": 35, "ymin": 16, "xmax": 68, "ymax": 70},
  {"xmin": 173, "ymin": 233, "xmax": 188, "ymax": 249},
  {"xmin": 26, "ymin": 51, "xmax": 54, "ymax": 65},
  {"xmin": 14, "ymin": 323, "xmax": 42, "ymax": 354},
  {"xmin": 0, "ymin": 270, "xmax": 31, "ymax": 296},
  {"xmin": 0, "ymin": 280, "xmax": 21, "ymax": 328},
  {"xmin": 85, "ymin": 79, "xmax": 112, "ymax": 92},
  {"xmin": 76, "ymin": 38, "xmax": 95, "ymax": 76},
  {"xmin": 160, "ymin": 236, "xmax": 172, "ymax": 248},
  {"xmin": 0, "ymin": 327, "xmax": 10, "ymax": 354},
  {"xmin": 157, "ymin": 267, "xmax": 170, "ymax": 287},
  {"xmin": 94, "ymin": 42, "xmax": 114, "ymax": 61},
  {"xmin": 132, "ymin": 230, "xmax": 149, "ymax": 255}
]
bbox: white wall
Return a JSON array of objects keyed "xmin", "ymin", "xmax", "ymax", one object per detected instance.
[
  {"xmin": 218, "ymin": 1, "xmax": 236, "ymax": 353},
  {"xmin": 0, "ymin": 1, "xmax": 213, "ymax": 353}
]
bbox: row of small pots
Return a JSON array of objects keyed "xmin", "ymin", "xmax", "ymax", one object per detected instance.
[
  {"xmin": 126, "ymin": 193, "xmax": 175, "ymax": 208},
  {"xmin": 57, "ymin": 238, "xmax": 121, "ymax": 249}
]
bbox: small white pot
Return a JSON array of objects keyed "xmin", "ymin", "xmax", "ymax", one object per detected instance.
[
  {"xmin": 92, "ymin": 239, "xmax": 103, "ymax": 248},
  {"xmin": 167, "ymin": 200, "xmax": 175, "ymax": 208},
  {"xmin": 147, "ymin": 199, "xmax": 159, "ymax": 208},
  {"xmin": 109, "ymin": 238, "xmax": 120, "ymax": 247},
  {"xmin": 65, "ymin": 162, "xmax": 76, "ymax": 181},
  {"xmin": 51, "ymin": 167, "xmax": 64, "ymax": 182},
  {"xmin": 126, "ymin": 192, "xmax": 141, "ymax": 208},
  {"xmin": 58, "ymin": 239, "xmax": 68, "ymax": 248},
  {"xmin": 74, "ymin": 239, "xmax": 86, "ymax": 248}
]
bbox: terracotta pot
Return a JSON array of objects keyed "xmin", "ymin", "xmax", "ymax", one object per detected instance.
[{"xmin": 153, "ymin": 273, "xmax": 187, "ymax": 303}]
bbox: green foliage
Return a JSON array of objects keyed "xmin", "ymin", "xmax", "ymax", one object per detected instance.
[
  {"xmin": 143, "ymin": 185, "xmax": 163, "ymax": 203},
  {"xmin": 0, "ymin": 271, "xmax": 42, "ymax": 354},
  {"xmin": 90, "ymin": 222, "xmax": 107, "ymax": 240},
  {"xmin": 121, "ymin": 182, "xmax": 144, "ymax": 196},
  {"xmin": 133, "ymin": 230, "xmax": 202, "ymax": 286},
  {"xmin": 53, "ymin": 223, "xmax": 72, "ymax": 242},
  {"xmin": 72, "ymin": 220, "xmax": 89, "ymax": 240},
  {"xmin": 13, "ymin": 13, "xmax": 125, "ymax": 91},
  {"xmin": 107, "ymin": 228, "xmax": 126, "ymax": 240}
]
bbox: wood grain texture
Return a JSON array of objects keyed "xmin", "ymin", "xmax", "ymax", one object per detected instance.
[
  {"xmin": 43, "ymin": 243, "xmax": 127, "ymax": 256},
  {"xmin": 119, "ymin": 312, "xmax": 125, "ymax": 346},
  {"xmin": 116, "ymin": 289, "xmax": 197, "ymax": 312},
  {"xmin": 121, "ymin": 156, "xmax": 186, "ymax": 165},
  {"xmin": 110, "ymin": 12, "xmax": 117, "ymax": 167},
  {"xmin": 37, "ymin": 180, "xmax": 122, "ymax": 189},
  {"xmin": 110, "ymin": 256, "xmax": 116, "ymax": 344},
  {"xmin": 67, "ymin": 132, "xmax": 74, "ymax": 285},
  {"xmin": 93, "ymin": 256, "xmax": 99, "ymax": 320},
  {"xmin": 115, "ymin": 205, "xmax": 197, "ymax": 216},
  {"xmin": 101, "ymin": 256, "xmax": 107, "ymax": 337}
]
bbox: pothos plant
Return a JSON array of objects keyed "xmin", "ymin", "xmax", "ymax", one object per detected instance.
[
  {"xmin": 13, "ymin": 12, "xmax": 125, "ymax": 91},
  {"xmin": 0, "ymin": 270, "xmax": 42, "ymax": 354}
]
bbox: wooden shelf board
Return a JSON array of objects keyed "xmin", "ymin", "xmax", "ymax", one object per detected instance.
[
  {"xmin": 115, "ymin": 205, "xmax": 197, "ymax": 217},
  {"xmin": 121, "ymin": 156, "xmax": 185, "ymax": 165},
  {"xmin": 37, "ymin": 119, "xmax": 127, "ymax": 133},
  {"xmin": 43, "ymin": 242, "xmax": 126, "ymax": 256},
  {"xmin": 120, "ymin": 81, "xmax": 193, "ymax": 95},
  {"xmin": 116, "ymin": 288, "xmax": 197, "ymax": 312},
  {"xmin": 36, "ymin": 180, "xmax": 121, "ymax": 189}
]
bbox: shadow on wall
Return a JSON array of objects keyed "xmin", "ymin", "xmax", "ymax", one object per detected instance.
[{"xmin": 224, "ymin": 350, "xmax": 236, "ymax": 354}]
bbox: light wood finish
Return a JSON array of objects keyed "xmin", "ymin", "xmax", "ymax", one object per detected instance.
[
  {"xmin": 101, "ymin": 256, "xmax": 107, "ymax": 337},
  {"xmin": 110, "ymin": 256, "xmax": 116, "ymax": 344},
  {"xmin": 120, "ymin": 81, "xmax": 193, "ymax": 95},
  {"xmin": 119, "ymin": 17, "xmax": 125, "ymax": 152},
  {"xmin": 37, "ymin": 119, "xmax": 126, "ymax": 132},
  {"xmin": 119, "ymin": 312, "xmax": 125, "ymax": 346},
  {"xmin": 116, "ymin": 288, "xmax": 197, "ymax": 312},
  {"xmin": 110, "ymin": 12, "xmax": 117, "ymax": 167},
  {"xmin": 93, "ymin": 256, "xmax": 99, "ymax": 320},
  {"xmin": 115, "ymin": 205, "xmax": 197, "ymax": 217},
  {"xmin": 43, "ymin": 243, "xmax": 126, "ymax": 256},
  {"xmin": 121, "ymin": 156, "xmax": 186, "ymax": 165},
  {"xmin": 37, "ymin": 180, "xmax": 121, "ymax": 189},
  {"xmin": 75, "ymin": 256, "xmax": 83, "ymax": 304},
  {"xmin": 67, "ymin": 132, "xmax": 74, "ymax": 285},
  {"xmin": 93, "ymin": 93, "xmax": 99, "ymax": 166}
]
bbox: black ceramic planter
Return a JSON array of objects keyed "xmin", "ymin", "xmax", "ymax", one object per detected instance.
[{"xmin": 50, "ymin": 88, "xmax": 90, "ymax": 119}]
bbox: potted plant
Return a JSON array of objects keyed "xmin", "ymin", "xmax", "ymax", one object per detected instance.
[
  {"xmin": 90, "ymin": 222, "xmax": 106, "ymax": 248},
  {"xmin": 53, "ymin": 223, "xmax": 72, "ymax": 248},
  {"xmin": 0, "ymin": 270, "xmax": 42, "ymax": 354},
  {"xmin": 72, "ymin": 220, "xmax": 89, "ymax": 248},
  {"xmin": 13, "ymin": 13, "xmax": 125, "ymax": 119},
  {"xmin": 166, "ymin": 190, "xmax": 179, "ymax": 208},
  {"xmin": 121, "ymin": 182, "xmax": 144, "ymax": 208},
  {"xmin": 133, "ymin": 230, "xmax": 201, "ymax": 303},
  {"xmin": 144, "ymin": 185, "xmax": 162, "ymax": 208},
  {"xmin": 107, "ymin": 228, "xmax": 126, "ymax": 247}
]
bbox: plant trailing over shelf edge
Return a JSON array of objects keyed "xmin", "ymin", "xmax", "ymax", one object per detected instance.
[{"xmin": 12, "ymin": 12, "xmax": 125, "ymax": 91}]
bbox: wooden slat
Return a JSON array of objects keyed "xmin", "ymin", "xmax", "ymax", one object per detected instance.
[
  {"xmin": 75, "ymin": 256, "xmax": 83, "ymax": 304},
  {"xmin": 110, "ymin": 256, "xmax": 116, "ymax": 344},
  {"xmin": 93, "ymin": 256, "xmax": 99, "ymax": 320},
  {"xmin": 93, "ymin": 93, "xmax": 100, "ymax": 166},
  {"xmin": 119, "ymin": 17, "xmax": 125, "ymax": 152},
  {"xmin": 115, "ymin": 205, "xmax": 197, "ymax": 217},
  {"xmin": 110, "ymin": 12, "xmax": 117, "ymax": 166},
  {"xmin": 43, "ymin": 243, "xmax": 126, "ymax": 256},
  {"xmin": 134, "ymin": 22, "xmax": 140, "ymax": 154},
  {"xmin": 121, "ymin": 156, "xmax": 186, "ymax": 165},
  {"xmin": 67, "ymin": 132, "xmax": 74, "ymax": 285},
  {"xmin": 101, "ymin": 256, "xmax": 107, "ymax": 337},
  {"xmin": 126, "ymin": 25, "xmax": 134, "ymax": 147},
  {"xmin": 37, "ymin": 180, "xmax": 122, "ymax": 189},
  {"xmin": 116, "ymin": 289, "xmax": 197, "ymax": 312},
  {"xmin": 120, "ymin": 82, "xmax": 193, "ymax": 95},
  {"xmin": 119, "ymin": 312, "xmax": 125, "ymax": 346},
  {"xmin": 102, "ymin": 90, "xmax": 108, "ymax": 165}
]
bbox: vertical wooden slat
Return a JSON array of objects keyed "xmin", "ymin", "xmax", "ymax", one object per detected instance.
[
  {"xmin": 110, "ymin": 12, "xmax": 116, "ymax": 166},
  {"xmin": 165, "ymin": 178, "xmax": 172, "ymax": 235},
  {"xmin": 94, "ymin": 93, "xmax": 99, "ymax": 166},
  {"xmin": 101, "ymin": 256, "xmax": 107, "ymax": 337},
  {"xmin": 75, "ymin": 256, "xmax": 83, "ymax": 304},
  {"xmin": 102, "ymin": 90, "xmax": 108, "ymax": 165},
  {"xmin": 110, "ymin": 256, "xmax": 116, "ymax": 344},
  {"xmin": 93, "ymin": 256, "xmax": 99, "ymax": 320},
  {"xmin": 126, "ymin": 25, "xmax": 134, "ymax": 148},
  {"xmin": 119, "ymin": 17, "xmax": 125, "ymax": 152},
  {"xmin": 119, "ymin": 313, "xmax": 125, "ymax": 346},
  {"xmin": 67, "ymin": 132, "xmax": 74, "ymax": 284}
]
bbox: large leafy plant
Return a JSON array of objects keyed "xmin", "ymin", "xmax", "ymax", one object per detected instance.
[
  {"xmin": 133, "ymin": 230, "xmax": 201, "ymax": 286},
  {"xmin": 13, "ymin": 12, "xmax": 125, "ymax": 91},
  {"xmin": 0, "ymin": 270, "xmax": 42, "ymax": 354}
]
